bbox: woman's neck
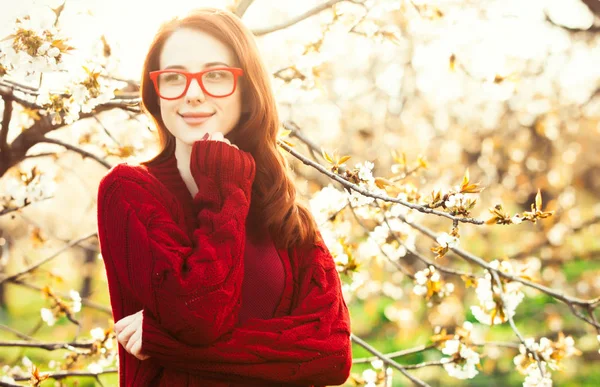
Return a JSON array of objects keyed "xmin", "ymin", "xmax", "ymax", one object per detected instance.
[{"xmin": 174, "ymin": 138, "xmax": 198, "ymax": 197}]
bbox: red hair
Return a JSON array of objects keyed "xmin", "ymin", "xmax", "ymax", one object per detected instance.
[{"xmin": 140, "ymin": 7, "xmax": 320, "ymax": 251}]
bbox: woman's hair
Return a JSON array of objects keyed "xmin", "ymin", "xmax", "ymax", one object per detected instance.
[{"xmin": 139, "ymin": 7, "xmax": 320, "ymax": 251}]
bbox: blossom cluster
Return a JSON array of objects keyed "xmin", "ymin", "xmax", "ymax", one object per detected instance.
[
  {"xmin": 0, "ymin": 168, "xmax": 56, "ymax": 211},
  {"xmin": 0, "ymin": 9, "xmax": 71, "ymax": 81},
  {"xmin": 360, "ymin": 358, "xmax": 393, "ymax": 387},
  {"xmin": 440, "ymin": 322, "xmax": 481, "ymax": 379},
  {"xmin": 36, "ymin": 66, "xmax": 116, "ymax": 125},
  {"xmin": 40, "ymin": 289, "xmax": 82, "ymax": 326},
  {"xmin": 470, "ymin": 260, "xmax": 525, "ymax": 325},
  {"xmin": 513, "ymin": 333, "xmax": 581, "ymax": 387},
  {"xmin": 413, "ymin": 265, "xmax": 455, "ymax": 306}
]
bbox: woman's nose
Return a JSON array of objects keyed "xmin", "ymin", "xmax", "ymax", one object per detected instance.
[{"xmin": 185, "ymin": 78, "xmax": 205, "ymax": 104}]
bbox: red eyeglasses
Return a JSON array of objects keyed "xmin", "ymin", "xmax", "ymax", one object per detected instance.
[{"xmin": 149, "ymin": 67, "xmax": 244, "ymax": 100}]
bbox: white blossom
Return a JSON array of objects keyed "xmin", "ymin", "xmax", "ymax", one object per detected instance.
[
  {"xmin": 371, "ymin": 359, "xmax": 384, "ymax": 370},
  {"xmin": 356, "ymin": 161, "xmax": 375, "ymax": 183},
  {"xmin": 523, "ymin": 362, "xmax": 553, "ymax": 387},
  {"xmin": 362, "ymin": 368, "xmax": 377, "ymax": 384},
  {"xmin": 4, "ymin": 178, "xmax": 28, "ymax": 207},
  {"xmin": 445, "ymin": 193, "xmax": 466, "ymax": 210},
  {"xmin": 347, "ymin": 189, "xmax": 375, "ymax": 207},
  {"xmin": 21, "ymin": 356, "xmax": 33, "ymax": 368},
  {"xmin": 470, "ymin": 260, "xmax": 524, "ymax": 325},
  {"xmin": 309, "ymin": 185, "xmax": 347, "ymax": 224},
  {"xmin": 441, "ymin": 339, "xmax": 480, "ymax": 379},
  {"xmin": 40, "ymin": 308, "xmax": 56, "ymax": 326},
  {"xmin": 70, "ymin": 290, "xmax": 82, "ymax": 313},
  {"xmin": 87, "ymin": 362, "xmax": 103, "ymax": 374},
  {"xmin": 0, "ymin": 376, "xmax": 16, "ymax": 383},
  {"xmin": 413, "ymin": 266, "xmax": 454, "ymax": 300},
  {"xmin": 436, "ymin": 232, "xmax": 459, "ymax": 248}
]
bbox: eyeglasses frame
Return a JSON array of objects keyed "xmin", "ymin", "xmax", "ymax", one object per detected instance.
[{"xmin": 149, "ymin": 67, "xmax": 244, "ymax": 100}]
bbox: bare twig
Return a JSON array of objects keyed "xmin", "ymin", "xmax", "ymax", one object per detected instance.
[
  {"xmin": 234, "ymin": 0, "xmax": 255, "ymax": 17},
  {"xmin": 0, "ymin": 380, "xmax": 22, "ymax": 387},
  {"xmin": 34, "ymin": 137, "xmax": 112, "ymax": 169},
  {"xmin": 93, "ymin": 115, "xmax": 121, "ymax": 146},
  {"xmin": 23, "ymin": 152, "xmax": 58, "ymax": 159},
  {"xmin": 0, "ymin": 196, "xmax": 54, "ymax": 217},
  {"xmin": 352, "ymin": 343, "xmax": 437, "ymax": 364},
  {"xmin": 252, "ymin": 0, "xmax": 348, "ymax": 36},
  {"xmin": 12, "ymin": 369, "xmax": 117, "ymax": 382},
  {"xmin": 581, "ymin": 0, "xmax": 600, "ymax": 18},
  {"xmin": 0, "ymin": 232, "xmax": 97, "ymax": 285},
  {"xmin": 1, "ymin": 95, "xmax": 13, "ymax": 154},
  {"xmin": 0, "ymin": 324, "xmax": 35, "ymax": 341},
  {"xmin": 351, "ymin": 333, "xmax": 430, "ymax": 386},
  {"xmin": 7, "ymin": 279, "xmax": 111, "ymax": 315},
  {"xmin": 0, "ymin": 340, "xmax": 96, "ymax": 351}
]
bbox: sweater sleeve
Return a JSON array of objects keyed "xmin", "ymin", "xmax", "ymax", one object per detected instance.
[
  {"xmin": 140, "ymin": 239, "xmax": 353, "ymax": 387},
  {"xmin": 97, "ymin": 140, "xmax": 255, "ymax": 345}
]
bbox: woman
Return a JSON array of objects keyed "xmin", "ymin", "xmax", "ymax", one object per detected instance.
[{"xmin": 96, "ymin": 7, "xmax": 352, "ymax": 387}]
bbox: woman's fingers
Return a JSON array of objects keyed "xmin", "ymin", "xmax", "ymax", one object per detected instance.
[
  {"xmin": 114, "ymin": 313, "xmax": 136, "ymax": 334},
  {"xmin": 117, "ymin": 321, "xmax": 137, "ymax": 347},
  {"xmin": 129, "ymin": 330, "xmax": 150, "ymax": 360},
  {"xmin": 116, "ymin": 310, "xmax": 142, "ymax": 346},
  {"xmin": 126, "ymin": 323, "xmax": 142, "ymax": 353}
]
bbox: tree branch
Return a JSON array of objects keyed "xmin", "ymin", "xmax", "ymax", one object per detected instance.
[
  {"xmin": 251, "ymin": 0, "xmax": 348, "ymax": 36},
  {"xmin": 0, "ymin": 340, "xmax": 96, "ymax": 351},
  {"xmin": 490, "ymin": 269, "xmax": 546, "ymax": 377},
  {"xmin": 351, "ymin": 333, "xmax": 430, "ymax": 386},
  {"xmin": 1, "ymin": 95, "xmax": 13, "ymax": 154},
  {"xmin": 277, "ymin": 140, "xmax": 485, "ymax": 225},
  {"xmin": 12, "ymin": 369, "xmax": 117, "ymax": 382},
  {"xmin": 6, "ymin": 278, "xmax": 111, "ymax": 315},
  {"xmin": 0, "ymin": 232, "xmax": 97, "ymax": 285},
  {"xmin": 278, "ymin": 130, "xmax": 600, "ymax": 331},
  {"xmin": 234, "ymin": 0, "xmax": 255, "ymax": 17},
  {"xmin": 0, "ymin": 197, "xmax": 54, "ymax": 217},
  {"xmin": 582, "ymin": 0, "xmax": 600, "ymax": 18},
  {"xmin": 34, "ymin": 137, "xmax": 112, "ymax": 169},
  {"xmin": 0, "ymin": 93, "xmax": 138, "ymax": 177}
]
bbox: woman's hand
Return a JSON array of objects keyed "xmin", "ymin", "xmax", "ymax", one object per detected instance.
[
  {"xmin": 178, "ymin": 132, "xmax": 239, "ymax": 197},
  {"xmin": 114, "ymin": 310, "xmax": 150, "ymax": 361}
]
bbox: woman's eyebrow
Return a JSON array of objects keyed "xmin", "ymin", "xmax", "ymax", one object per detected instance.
[{"xmin": 163, "ymin": 62, "xmax": 231, "ymax": 70}]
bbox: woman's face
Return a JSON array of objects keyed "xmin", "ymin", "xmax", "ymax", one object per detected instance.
[{"xmin": 158, "ymin": 28, "xmax": 243, "ymax": 146}]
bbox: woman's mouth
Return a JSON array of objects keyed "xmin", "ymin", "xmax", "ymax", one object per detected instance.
[{"xmin": 178, "ymin": 112, "xmax": 215, "ymax": 126}]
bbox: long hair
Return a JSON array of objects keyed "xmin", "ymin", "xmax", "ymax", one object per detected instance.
[{"xmin": 139, "ymin": 7, "xmax": 320, "ymax": 251}]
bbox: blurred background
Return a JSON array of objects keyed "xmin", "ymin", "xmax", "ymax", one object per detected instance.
[{"xmin": 0, "ymin": 0, "xmax": 599, "ymax": 385}]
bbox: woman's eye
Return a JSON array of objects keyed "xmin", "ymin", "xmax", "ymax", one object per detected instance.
[
  {"xmin": 205, "ymin": 71, "xmax": 227, "ymax": 80},
  {"xmin": 162, "ymin": 73, "xmax": 184, "ymax": 83}
]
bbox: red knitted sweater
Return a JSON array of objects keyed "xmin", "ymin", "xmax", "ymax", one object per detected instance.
[{"xmin": 96, "ymin": 140, "xmax": 352, "ymax": 386}]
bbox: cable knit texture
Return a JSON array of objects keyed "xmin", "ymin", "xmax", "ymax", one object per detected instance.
[{"xmin": 96, "ymin": 139, "xmax": 352, "ymax": 386}]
